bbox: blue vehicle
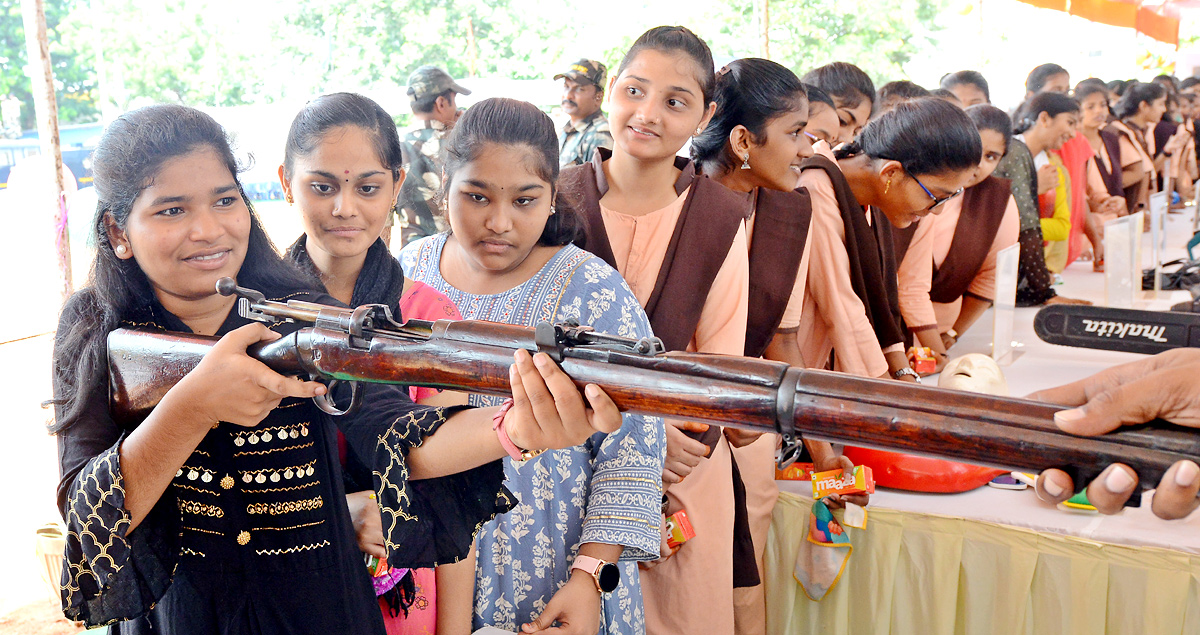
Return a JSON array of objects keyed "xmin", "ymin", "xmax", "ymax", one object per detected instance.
[{"xmin": 1, "ymin": 122, "xmax": 103, "ymax": 189}]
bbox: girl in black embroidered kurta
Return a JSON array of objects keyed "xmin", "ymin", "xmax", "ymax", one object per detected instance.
[{"xmin": 53, "ymin": 105, "xmax": 627, "ymax": 633}]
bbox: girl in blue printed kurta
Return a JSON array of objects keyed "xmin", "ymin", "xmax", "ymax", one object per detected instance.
[{"xmin": 400, "ymin": 98, "xmax": 664, "ymax": 635}]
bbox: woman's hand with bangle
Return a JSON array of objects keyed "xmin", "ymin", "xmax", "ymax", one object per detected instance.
[{"xmin": 501, "ymin": 349, "xmax": 622, "ymax": 453}]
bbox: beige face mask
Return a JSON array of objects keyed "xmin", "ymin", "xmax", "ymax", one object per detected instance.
[{"xmin": 938, "ymin": 353, "xmax": 1009, "ymax": 396}]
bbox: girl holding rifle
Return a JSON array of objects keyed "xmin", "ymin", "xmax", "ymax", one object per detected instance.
[
  {"xmin": 52, "ymin": 104, "xmax": 624, "ymax": 634},
  {"xmin": 400, "ymin": 97, "xmax": 666, "ymax": 635}
]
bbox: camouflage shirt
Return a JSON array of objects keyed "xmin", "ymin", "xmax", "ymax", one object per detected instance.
[
  {"xmin": 559, "ymin": 110, "xmax": 613, "ymax": 167},
  {"xmin": 397, "ymin": 117, "xmax": 456, "ymax": 245}
]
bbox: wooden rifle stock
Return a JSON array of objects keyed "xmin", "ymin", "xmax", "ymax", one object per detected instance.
[{"xmin": 109, "ymin": 315, "xmax": 1200, "ymax": 497}]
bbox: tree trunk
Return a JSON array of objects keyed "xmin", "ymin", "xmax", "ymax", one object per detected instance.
[
  {"xmin": 465, "ymin": 15, "xmax": 478, "ymax": 78},
  {"xmin": 21, "ymin": 0, "xmax": 72, "ymax": 301},
  {"xmin": 759, "ymin": 0, "xmax": 770, "ymax": 59}
]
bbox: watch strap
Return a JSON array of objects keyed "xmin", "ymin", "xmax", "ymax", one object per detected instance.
[{"xmin": 571, "ymin": 555, "xmax": 609, "ymax": 592}]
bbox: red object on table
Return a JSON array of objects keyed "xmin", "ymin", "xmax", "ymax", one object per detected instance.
[{"xmin": 841, "ymin": 447, "xmax": 1006, "ymax": 493}]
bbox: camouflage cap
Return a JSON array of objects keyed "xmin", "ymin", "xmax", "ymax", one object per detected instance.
[
  {"xmin": 554, "ymin": 59, "xmax": 607, "ymax": 87},
  {"xmin": 406, "ymin": 65, "xmax": 472, "ymax": 101}
]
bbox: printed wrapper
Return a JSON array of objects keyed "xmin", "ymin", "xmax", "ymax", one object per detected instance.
[
  {"xmin": 365, "ymin": 553, "xmax": 391, "ymax": 578},
  {"xmin": 665, "ymin": 509, "xmax": 696, "ymax": 550},
  {"xmin": 775, "ymin": 462, "xmax": 816, "ymax": 481},
  {"xmin": 811, "ymin": 465, "xmax": 875, "ymax": 499},
  {"xmin": 907, "ymin": 346, "xmax": 937, "ymax": 374}
]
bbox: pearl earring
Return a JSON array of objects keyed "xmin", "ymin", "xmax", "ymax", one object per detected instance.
[
  {"xmin": 741, "ymin": 155, "xmax": 751, "ymax": 170},
  {"xmin": 549, "ymin": 205, "xmax": 557, "ymax": 216},
  {"xmin": 115, "ymin": 244, "xmax": 128, "ymax": 256}
]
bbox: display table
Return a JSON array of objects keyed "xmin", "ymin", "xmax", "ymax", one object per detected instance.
[{"xmin": 764, "ymin": 212, "xmax": 1200, "ymax": 634}]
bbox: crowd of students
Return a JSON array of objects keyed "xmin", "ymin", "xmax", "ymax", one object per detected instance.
[{"xmin": 49, "ymin": 23, "xmax": 1200, "ymax": 635}]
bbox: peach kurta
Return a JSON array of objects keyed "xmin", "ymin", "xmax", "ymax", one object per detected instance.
[
  {"xmin": 795, "ymin": 167, "xmax": 890, "ymax": 378},
  {"xmin": 601, "ymin": 189, "xmax": 750, "ymax": 635},
  {"xmin": 897, "ymin": 194, "xmax": 1020, "ymax": 332}
]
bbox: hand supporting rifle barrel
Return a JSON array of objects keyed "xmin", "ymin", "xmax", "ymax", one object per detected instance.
[{"xmin": 105, "ymin": 278, "xmax": 1200, "ymax": 507}]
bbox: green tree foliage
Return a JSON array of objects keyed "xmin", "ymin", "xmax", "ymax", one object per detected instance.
[
  {"xmin": 0, "ymin": 0, "xmax": 98, "ymax": 131},
  {"xmin": 3, "ymin": 0, "xmax": 947, "ymax": 132},
  {"xmin": 280, "ymin": 0, "xmax": 580, "ymax": 89},
  {"xmin": 705, "ymin": 0, "xmax": 947, "ymax": 85}
]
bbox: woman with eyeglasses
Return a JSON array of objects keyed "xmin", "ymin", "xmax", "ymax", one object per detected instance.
[
  {"xmin": 895, "ymin": 105, "xmax": 1020, "ymax": 373},
  {"xmin": 795, "ymin": 97, "xmax": 980, "ymax": 382}
]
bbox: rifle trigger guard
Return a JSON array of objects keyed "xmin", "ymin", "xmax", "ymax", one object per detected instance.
[
  {"xmin": 775, "ymin": 367, "xmax": 805, "ymax": 470},
  {"xmin": 312, "ymin": 379, "xmax": 362, "ymax": 417}
]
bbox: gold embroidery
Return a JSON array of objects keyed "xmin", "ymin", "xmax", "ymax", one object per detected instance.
[
  {"xmin": 254, "ymin": 540, "xmax": 330, "ymax": 556},
  {"xmin": 232, "ymin": 422, "xmax": 309, "ymax": 447},
  {"xmin": 183, "ymin": 526, "xmax": 223, "ymax": 536},
  {"xmin": 180, "ymin": 547, "xmax": 205, "ymax": 557},
  {"xmin": 250, "ymin": 520, "xmax": 325, "ymax": 532},
  {"xmin": 239, "ymin": 460, "xmax": 316, "ymax": 484},
  {"xmin": 176, "ymin": 465, "xmax": 215, "ymax": 483},
  {"xmin": 244, "ymin": 482, "xmax": 319, "ymax": 494},
  {"xmin": 178, "ymin": 499, "xmax": 224, "ymax": 518},
  {"xmin": 237, "ymin": 530, "xmax": 251, "ymax": 545},
  {"xmin": 247, "ymin": 496, "xmax": 323, "ymax": 516},
  {"xmin": 173, "ymin": 483, "xmax": 218, "ymax": 496},
  {"xmin": 220, "ymin": 475, "xmax": 235, "ymax": 490},
  {"xmin": 233, "ymin": 441, "xmax": 314, "ymax": 458}
]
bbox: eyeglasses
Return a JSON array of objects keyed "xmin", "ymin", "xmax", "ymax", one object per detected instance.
[{"xmin": 906, "ymin": 168, "xmax": 962, "ymax": 211}]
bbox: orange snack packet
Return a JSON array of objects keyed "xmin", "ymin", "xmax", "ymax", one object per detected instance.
[
  {"xmin": 811, "ymin": 465, "xmax": 875, "ymax": 499},
  {"xmin": 665, "ymin": 509, "xmax": 696, "ymax": 550},
  {"xmin": 907, "ymin": 346, "xmax": 937, "ymax": 374}
]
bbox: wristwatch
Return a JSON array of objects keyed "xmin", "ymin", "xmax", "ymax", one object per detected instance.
[
  {"xmin": 893, "ymin": 367, "xmax": 922, "ymax": 383},
  {"xmin": 571, "ymin": 555, "xmax": 620, "ymax": 593}
]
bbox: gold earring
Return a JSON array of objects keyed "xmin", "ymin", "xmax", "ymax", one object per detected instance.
[
  {"xmin": 884, "ymin": 179, "xmax": 891, "ymax": 195},
  {"xmin": 286, "ymin": 194, "xmax": 293, "ymax": 204}
]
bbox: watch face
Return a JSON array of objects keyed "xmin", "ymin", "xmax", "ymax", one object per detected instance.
[{"xmin": 597, "ymin": 563, "xmax": 620, "ymax": 593}]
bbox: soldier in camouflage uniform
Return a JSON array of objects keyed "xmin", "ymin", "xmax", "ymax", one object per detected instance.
[
  {"xmin": 555, "ymin": 59, "xmax": 614, "ymax": 167},
  {"xmin": 393, "ymin": 65, "xmax": 471, "ymax": 246}
]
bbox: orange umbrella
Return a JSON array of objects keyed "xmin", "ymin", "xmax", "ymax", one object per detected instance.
[{"xmin": 1016, "ymin": 0, "xmax": 1188, "ymax": 45}]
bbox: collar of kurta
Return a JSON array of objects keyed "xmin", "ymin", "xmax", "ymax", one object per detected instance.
[{"xmin": 587, "ymin": 146, "xmax": 694, "ymax": 197}]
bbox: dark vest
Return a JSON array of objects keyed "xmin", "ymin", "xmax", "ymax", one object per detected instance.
[
  {"xmin": 558, "ymin": 147, "xmax": 751, "ymax": 353},
  {"xmin": 929, "ymin": 175, "xmax": 1012, "ymax": 304},
  {"xmin": 744, "ymin": 187, "xmax": 812, "ymax": 357},
  {"xmin": 800, "ymin": 155, "xmax": 905, "ymax": 351},
  {"xmin": 1094, "ymin": 129, "xmax": 1124, "ymax": 198}
]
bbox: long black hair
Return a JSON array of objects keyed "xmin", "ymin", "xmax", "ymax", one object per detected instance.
[
  {"xmin": 1013, "ymin": 92, "xmax": 1079, "ymax": 134},
  {"xmin": 1113, "ymin": 82, "xmax": 1166, "ymax": 120},
  {"xmin": 441, "ymin": 97, "xmax": 584, "ymax": 246},
  {"xmin": 616, "ymin": 26, "xmax": 716, "ymax": 104},
  {"xmin": 691, "ymin": 58, "xmax": 807, "ymax": 172},
  {"xmin": 964, "ymin": 104, "xmax": 1013, "ymax": 154},
  {"xmin": 835, "ymin": 97, "xmax": 981, "ymax": 176},
  {"xmin": 802, "ymin": 62, "xmax": 875, "ymax": 113},
  {"xmin": 51, "ymin": 105, "xmax": 313, "ymax": 433},
  {"xmin": 283, "ymin": 92, "xmax": 405, "ymax": 183}
]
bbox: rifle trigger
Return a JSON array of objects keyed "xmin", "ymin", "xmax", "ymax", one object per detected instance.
[{"xmin": 312, "ymin": 380, "xmax": 362, "ymax": 417}]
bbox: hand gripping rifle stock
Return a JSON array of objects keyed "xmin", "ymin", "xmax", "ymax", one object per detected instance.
[{"xmin": 106, "ymin": 279, "xmax": 1200, "ymax": 503}]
